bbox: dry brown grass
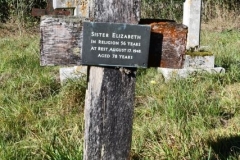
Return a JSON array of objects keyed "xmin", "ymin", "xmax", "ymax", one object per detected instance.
[
  {"xmin": 0, "ymin": 22, "xmax": 20, "ymax": 37},
  {"xmin": 201, "ymin": 11, "xmax": 240, "ymax": 31},
  {"xmin": 0, "ymin": 21, "xmax": 39, "ymax": 38}
]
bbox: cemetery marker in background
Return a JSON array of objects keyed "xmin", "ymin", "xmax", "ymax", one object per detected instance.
[
  {"xmin": 158, "ymin": 0, "xmax": 225, "ymax": 81},
  {"xmin": 32, "ymin": 0, "xmax": 71, "ymax": 16},
  {"xmin": 183, "ymin": 0, "xmax": 202, "ymax": 49}
]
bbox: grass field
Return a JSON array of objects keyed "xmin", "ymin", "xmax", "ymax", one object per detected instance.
[{"xmin": 0, "ymin": 24, "xmax": 240, "ymax": 159}]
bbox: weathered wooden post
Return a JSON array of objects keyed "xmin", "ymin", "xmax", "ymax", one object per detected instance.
[{"xmin": 82, "ymin": 1, "xmax": 145, "ymax": 159}]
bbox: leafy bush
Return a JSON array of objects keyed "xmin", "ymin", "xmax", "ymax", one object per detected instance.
[
  {"xmin": 0, "ymin": 0, "xmax": 46, "ymax": 25},
  {"xmin": 141, "ymin": 0, "xmax": 185, "ymax": 22},
  {"xmin": 1, "ymin": 0, "xmax": 239, "ymax": 26},
  {"xmin": 141, "ymin": 0, "xmax": 240, "ymax": 22},
  {"xmin": 202, "ymin": 0, "xmax": 240, "ymax": 21},
  {"xmin": 0, "ymin": 0, "xmax": 10, "ymax": 23}
]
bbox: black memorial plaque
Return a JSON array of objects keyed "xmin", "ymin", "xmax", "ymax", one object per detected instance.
[{"xmin": 82, "ymin": 22, "xmax": 151, "ymax": 68}]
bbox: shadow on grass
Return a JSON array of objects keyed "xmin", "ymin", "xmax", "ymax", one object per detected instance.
[{"xmin": 208, "ymin": 135, "xmax": 240, "ymax": 159}]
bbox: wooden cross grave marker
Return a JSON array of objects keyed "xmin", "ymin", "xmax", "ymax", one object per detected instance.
[
  {"xmin": 37, "ymin": 0, "xmax": 188, "ymax": 158},
  {"xmin": 39, "ymin": 1, "xmax": 145, "ymax": 158}
]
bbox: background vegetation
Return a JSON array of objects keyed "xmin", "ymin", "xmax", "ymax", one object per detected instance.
[
  {"xmin": 0, "ymin": 0, "xmax": 46, "ymax": 27},
  {"xmin": 0, "ymin": 0, "xmax": 239, "ymax": 25},
  {"xmin": 141, "ymin": 0, "xmax": 240, "ymax": 22},
  {"xmin": 0, "ymin": 0, "xmax": 240, "ymax": 159},
  {"xmin": 0, "ymin": 0, "xmax": 10, "ymax": 23}
]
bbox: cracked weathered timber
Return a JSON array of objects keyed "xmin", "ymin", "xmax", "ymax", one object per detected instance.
[
  {"xmin": 84, "ymin": 67, "xmax": 136, "ymax": 160},
  {"xmin": 40, "ymin": 15, "xmax": 88, "ymax": 66},
  {"xmin": 84, "ymin": 0, "xmax": 140, "ymax": 160}
]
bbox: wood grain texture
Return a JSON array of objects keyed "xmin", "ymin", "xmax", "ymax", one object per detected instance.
[
  {"xmin": 84, "ymin": 0, "xmax": 140, "ymax": 159},
  {"xmin": 89, "ymin": 0, "xmax": 140, "ymax": 23},
  {"xmin": 84, "ymin": 67, "xmax": 136, "ymax": 160},
  {"xmin": 40, "ymin": 15, "xmax": 87, "ymax": 66}
]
